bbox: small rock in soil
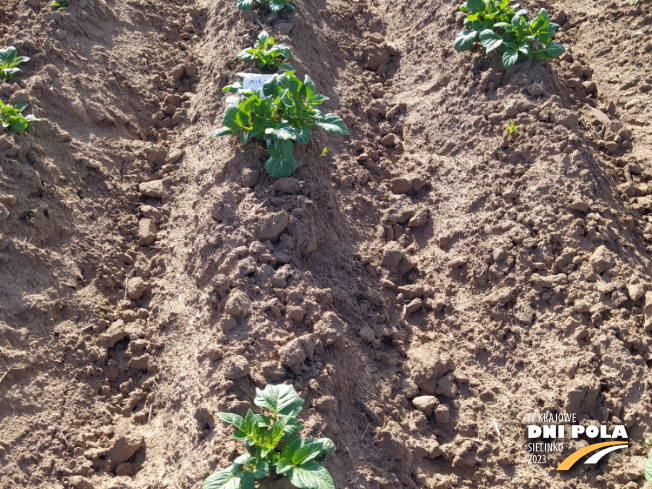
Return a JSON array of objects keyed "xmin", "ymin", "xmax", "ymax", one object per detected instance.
[
  {"xmin": 435, "ymin": 404, "xmax": 450, "ymax": 424},
  {"xmin": 273, "ymin": 177, "xmax": 299, "ymax": 194},
  {"xmin": 405, "ymin": 298, "xmax": 423, "ymax": 314},
  {"xmin": 220, "ymin": 315, "xmax": 238, "ymax": 331},
  {"xmin": 570, "ymin": 201, "xmax": 590, "ymax": 213},
  {"xmin": 644, "ymin": 291, "xmax": 652, "ymax": 331},
  {"xmin": 590, "ymin": 245, "xmax": 616, "ymax": 273},
  {"xmin": 366, "ymin": 47, "xmax": 390, "ymax": 71},
  {"xmin": 313, "ymin": 311, "xmax": 346, "ymax": 346},
  {"xmin": 358, "ymin": 325, "xmax": 376, "ymax": 343},
  {"xmin": 139, "ymin": 180, "xmax": 169, "ymax": 198},
  {"xmin": 551, "ymin": 109, "xmax": 579, "ymax": 129},
  {"xmin": 261, "ymin": 361, "xmax": 285, "ymax": 381},
  {"xmin": 256, "ymin": 211, "xmax": 289, "ymax": 240},
  {"xmin": 128, "ymin": 354, "xmax": 150, "ymax": 370},
  {"xmin": 166, "ymin": 148, "xmax": 184, "ymax": 164},
  {"xmin": 564, "ymin": 375, "xmax": 600, "ymax": 415},
  {"xmin": 628, "ymin": 282, "xmax": 645, "ymax": 302},
  {"xmin": 241, "ymin": 168, "xmax": 259, "ymax": 188},
  {"xmin": 412, "ymin": 395, "xmax": 438, "ymax": 416},
  {"xmin": 390, "ymin": 177, "xmax": 413, "ymax": 194},
  {"xmin": 275, "ymin": 22, "xmax": 293, "ymax": 35},
  {"xmin": 105, "ymin": 433, "xmax": 144, "ymax": 471},
  {"xmin": 313, "ymin": 395, "xmax": 337, "ymax": 411},
  {"xmin": 137, "ymin": 218, "xmax": 157, "ymax": 246},
  {"xmin": 530, "ymin": 273, "xmax": 568, "ymax": 289},
  {"xmin": 185, "ymin": 63, "xmax": 198, "ymax": 77},
  {"xmin": 127, "ymin": 277, "xmax": 149, "ymax": 300},
  {"xmin": 408, "ymin": 344, "xmax": 455, "ymax": 394},
  {"xmin": 222, "ymin": 355, "xmax": 249, "ymax": 380},
  {"xmin": 279, "ymin": 334, "xmax": 316, "ymax": 366},
  {"xmin": 171, "ymin": 65, "xmax": 186, "ymax": 81},
  {"xmin": 381, "ymin": 133, "xmax": 399, "ymax": 147},
  {"xmin": 67, "ymin": 476, "xmax": 93, "ymax": 489},
  {"xmin": 408, "ymin": 210, "xmax": 428, "ymax": 227},
  {"xmin": 397, "ymin": 284, "xmax": 425, "ymax": 299},
  {"xmin": 436, "ymin": 372, "xmax": 458, "ymax": 398},
  {"xmin": 224, "ymin": 290, "xmax": 251, "ymax": 318},
  {"xmin": 381, "ymin": 241, "xmax": 406, "ymax": 269},
  {"xmin": 115, "ymin": 462, "xmax": 133, "ymax": 476},
  {"xmin": 527, "ymin": 83, "xmax": 544, "ymax": 96},
  {"xmin": 0, "ymin": 203, "xmax": 9, "ymax": 221},
  {"xmin": 99, "ymin": 320, "xmax": 126, "ymax": 348},
  {"xmin": 140, "ymin": 205, "xmax": 162, "ymax": 221}
]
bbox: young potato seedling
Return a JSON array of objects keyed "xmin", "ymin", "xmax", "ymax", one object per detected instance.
[
  {"xmin": 210, "ymin": 72, "xmax": 349, "ymax": 178},
  {"xmin": 507, "ymin": 119, "xmax": 520, "ymax": 143},
  {"xmin": 0, "ymin": 47, "xmax": 30, "ymax": 83},
  {"xmin": 51, "ymin": 0, "xmax": 69, "ymax": 8},
  {"xmin": 204, "ymin": 384, "xmax": 336, "ymax": 489},
  {"xmin": 238, "ymin": 31, "xmax": 292, "ymax": 73},
  {"xmin": 645, "ymin": 439, "xmax": 652, "ymax": 482},
  {"xmin": 235, "ymin": 0, "xmax": 294, "ymax": 13},
  {"xmin": 454, "ymin": 0, "xmax": 565, "ymax": 69},
  {"xmin": 0, "ymin": 101, "xmax": 39, "ymax": 133}
]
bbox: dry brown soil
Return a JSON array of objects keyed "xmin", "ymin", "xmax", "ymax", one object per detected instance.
[{"xmin": 1, "ymin": 0, "xmax": 652, "ymax": 488}]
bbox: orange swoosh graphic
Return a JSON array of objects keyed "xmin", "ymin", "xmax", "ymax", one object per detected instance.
[{"xmin": 556, "ymin": 441, "xmax": 629, "ymax": 470}]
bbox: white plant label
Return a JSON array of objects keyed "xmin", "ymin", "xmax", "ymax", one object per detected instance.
[{"xmin": 243, "ymin": 75, "xmax": 273, "ymax": 89}]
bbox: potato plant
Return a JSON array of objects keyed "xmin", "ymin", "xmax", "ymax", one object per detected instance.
[
  {"xmin": 204, "ymin": 384, "xmax": 335, "ymax": 489},
  {"xmin": 0, "ymin": 101, "xmax": 39, "ymax": 133},
  {"xmin": 238, "ymin": 31, "xmax": 292, "ymax": 73},
  {"xmin": 454, "ymin": 0, "xmax": 564, "ymax": 69},
  {"xmin": 507, "ymin": 119, "xmax": 519, "ymax": 143},
  {"xmin": 645, "ymin": 439, "xmax": 652, "ymax": 482},
  {"xmin": 0, "ymin": 47, "xmax": 30, "ymax": 83},
  {"xmin": 210, "ymin": 72, "xmax": 349, "ymax": 178},
  {"xmin": 236, "ymin": 0, "xmax": 294, "ymax": 13}
]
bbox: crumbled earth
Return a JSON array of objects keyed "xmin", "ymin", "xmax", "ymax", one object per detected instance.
[{"xmin": 1, "ymin": 0, "xmax": 652, "ymax": 488}]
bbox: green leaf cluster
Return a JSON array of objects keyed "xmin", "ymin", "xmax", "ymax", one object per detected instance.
[
  {"xmin": 210, "ymin": 72, "xmax": 348, "ymax": 178},
  {"xmin": 454, "ymin": 0, "xmax": 565, "ymax": 69},
  {"xmin": 645, "ymin": 439, "xmax": 652, "ymax": 482},
  {"xmin": 235, "ymin": 0, "xmax": 295, "ymax": 13},
  {"xmin": 0, "ymin": 101, "xmax": 39, "ymax": 133},
  {"xmin": 238, "ymin": 31, "xmax": 293, "ymax": 73},
  {"xmin": 507, "ymin": 119, "xmax": 519, "ymax": 142},
  {"xmin": 204, "ymin": 384, "xmax": 336, "ymax": 489},
  {"xmin": 0, "ymin": 47, "xmax": 30, "ymax": 83}
]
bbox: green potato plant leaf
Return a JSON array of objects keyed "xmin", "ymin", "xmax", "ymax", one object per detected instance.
[
  {"xmin": 234, "ymin": 0, "xmax": 294, "ymax": 12},
  {"xmin": 254, "ymin": 383, "xmax": 305, "ymax": 416},
  {"xmin": 277, "ymin": 462, "xmax": 334, "ymax": 489},
  {"xmin": 453, "ymin": 1, "xmax": 565, "ymax": 69},
  {"xmin": 237, "ymin": 31, "xmax": 293, "ymax": 73},
  {"xmin": 204, "ymin": 464, "xmax": 256, "ymax": 489},
  {"xmin": 646, "ymin": 439, "xmax": 652, "ymax": 482},
  {"xmin": 315, "ymin": 113, "xmax": 349, "ymax": 135},
  {"xmin": 210, "ymin": 71, "xmax": 349, "ymax": 178},
  {"xmin": 204, "ymin": 384, "xmax": 335, "ymax": 489},
  {"xmin": 0, "ymin": 100, "xmax": 39, "ymax": 133},
  {"xmin": 0, "ymin": 46, "xmax": 30, "ymax": 83},
  {"xmin": 507, "ymin": 119, "xmax": 520, "ymax": 143},
  {"xmin": 453, "ymin": 29, "xmax": 478, "ymax": 51}
]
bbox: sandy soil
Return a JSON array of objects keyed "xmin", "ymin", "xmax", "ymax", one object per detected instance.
[{"xmin": 1, "ymin": 0, "xmax": 652, "ymax": 488}]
